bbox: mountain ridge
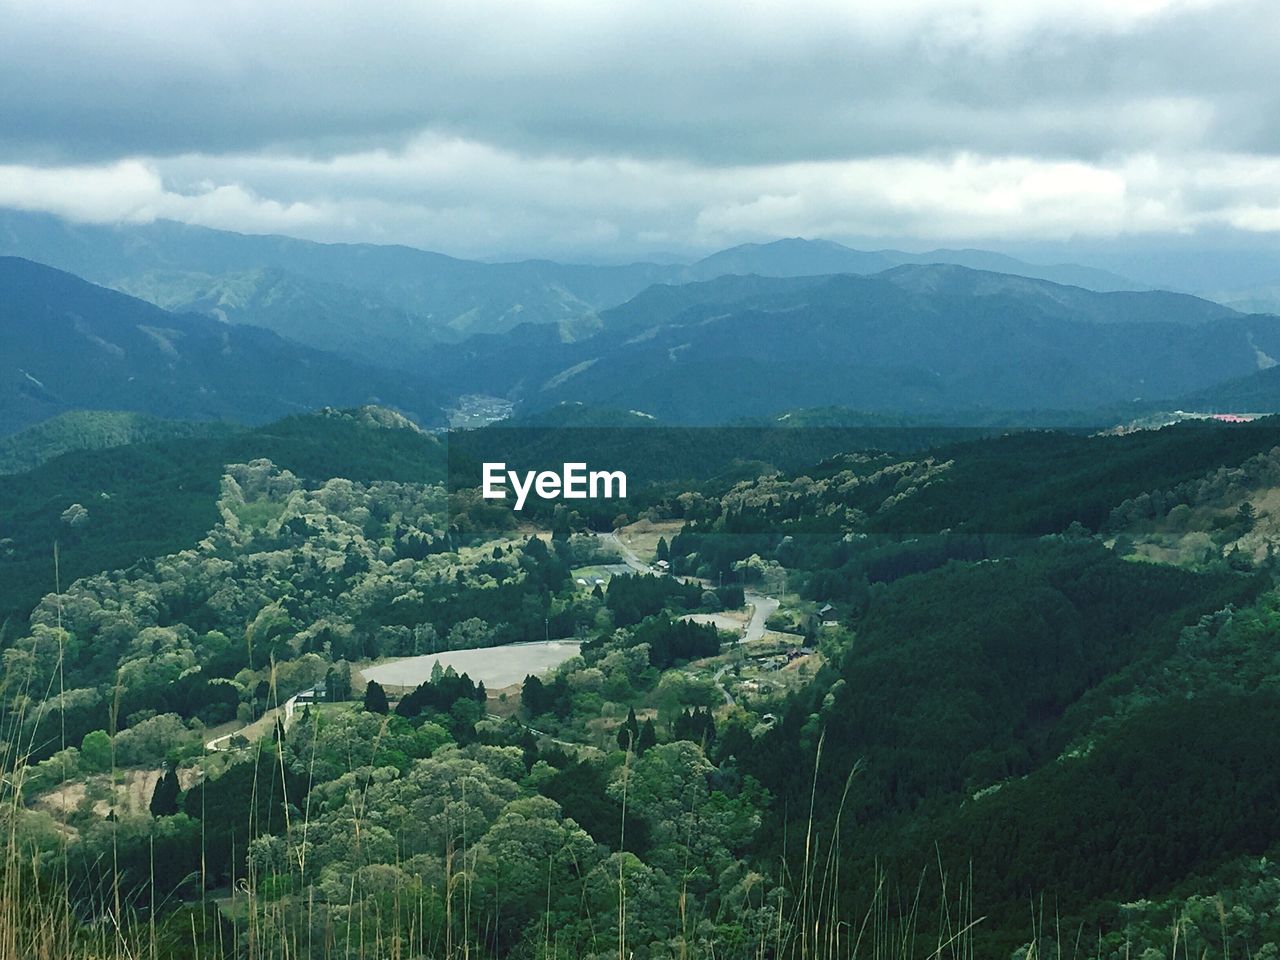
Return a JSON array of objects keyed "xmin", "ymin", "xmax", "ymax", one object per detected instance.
[
  {"xmin": 0, "ymin": 256, "xmax": 444, "ymax": 435},
  {"xmin": 434, "ymin": 265, "xmax": 1280, "ymax": 423},
  {"xmin": 0, "ymin": 209, "xmax": 1144, "ymax": 353}
]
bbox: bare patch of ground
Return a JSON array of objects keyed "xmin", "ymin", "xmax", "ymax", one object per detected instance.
[
  {"xmin": 363, "ymin": 640, "xmax": 582, "ymax": 690},
  {"xmin": 35, "ymin": 767, "xmax": 200, "ymax": 820},
  {"xmin": 616, "ymin": 519, "xmax": 684, "ymax": 564}
]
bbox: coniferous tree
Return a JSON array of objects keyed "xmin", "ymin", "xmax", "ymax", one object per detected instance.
[
  {"xmin": 334, "ymin": 662, "xmax": 353, "ymax": 701},
  {"xmin": 1238, "ymin": 501, "xmax": 1257, "ymax": 531},
  {"xmin": 364, "ymin": 679, "xmax": 389, "ymax": 714},
  {"xmin": 520, "ymin": 728, "xmax": 539, "ymax": 771},
  {"xmin": 700, "ymin": 707, "xmax": 716, "ymax": 746},
  {"xmin": 149, "ymin": 765, "xmax": 181, "ymax": 817},
  {"xmin": 637, "ymin": 718, "xmax": 657, "ymax": 753},
  {"xmin": 522, "ymin": 674, "xmax": 547, "ymax": 715},
  {"xmin": 617, "ymin": 707, "xmax": 640, "ymax": 752}
]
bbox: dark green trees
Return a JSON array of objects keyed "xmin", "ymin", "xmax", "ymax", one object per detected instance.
[
  {"xmin": 617, "ymin": 710, "xmax": 658, "ymax": 754},
  {"xmin": 324, "ymin": 662, "xmax": 352, "ymax": 701},
  {"xmin": 637, "ymin": 718, "xmax": 658, "ymax": 753},
  {"xmin": 364, "ymin": 679, "xmax": 390, "ymax": 714},
  {"xmin": 672, "ymin": 708, "xmax": 715, "ymax": 746},
  {"xmin": 522, "ymin": 674, "xmax": 547, "ymax": 715},
  {"xmin": 617, "ymin": 707, "xmax": 640, "ymax": 752},
  {"xmin": 149, "ymin": 764, "xmax": 181, "ymax": 817}
]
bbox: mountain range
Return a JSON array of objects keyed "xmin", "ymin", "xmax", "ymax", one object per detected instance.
[
  {"xmin": 0, "ymin": 257, "xmax": 443, "ymax": 435},
  {"xmin": 434, "ymin": 266, "xmax": 1280, "ymax": 423},
  {"xmin": 0, "ymin": 211, "xmax": 1140, "ymax": 362},
  {"xmin": 5, "ymin": 210, "xmax": 1280, "ymax": 437}
]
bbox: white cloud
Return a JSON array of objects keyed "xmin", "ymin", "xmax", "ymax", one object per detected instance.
[
  {"xmin": 0, "ymin": 159, "xmax": 325, "ymax": 233},
  {"xmin": 0, "ymin": 0, "xmax": 1275, "ymax": 257},
  {"xmin": 5, "ymin": 141, "xmax": 1280, "ymax": 258},
  {"xmin": 0, "ymin": 160, "xmax": 164, "ymax": 223}
]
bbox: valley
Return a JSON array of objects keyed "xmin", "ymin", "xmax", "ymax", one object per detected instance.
[
  {"xmin": 8, "ymin": 4, "xmax": 1280, "ymax": 958},
  {"xmin": 5, "ymin": 214, "xmax": 1280, "ymax": 960}
]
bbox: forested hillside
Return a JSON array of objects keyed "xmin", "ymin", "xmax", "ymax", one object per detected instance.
[
  {"xmin": 0, "ymin": 257, "xmax": 444, "ymax": 434},
  {"xmin": 435, "ymin": 269, "xmax": 1280, "ymax": 423},
  {"xmin": 0, "ymin": 407, "xmax": 445, "ymax": 627},
  {"xmin": 0, "ymin": 410, "xmax": 240, "ymax": 475},
  {"xmin": 6, "ymin": 411, "xmax": 1280, "ymax": 957}
]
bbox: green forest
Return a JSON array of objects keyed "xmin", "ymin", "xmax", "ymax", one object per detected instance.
[{"xmin": 6, "ymin": 409, "xmax": 1280, "ymax": 958}]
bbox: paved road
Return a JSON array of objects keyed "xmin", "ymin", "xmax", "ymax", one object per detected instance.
[
  {"xmin": 743, "ymin": 594, "xmax": 779, "ymax": 642},
  {"xmin": 604, "ymin": 530, "xmax": 778, "ymax": 644},
  {"xmin": 713, "ymin": 665, "xmax": 735, "ymax": 706},
  {"xmin": 205, "ymin": 690, "xmax": 304, "ymax": 752},
  {"xmin": 602, "ymin": 530, "xmax": 652, "ymax": 576}
]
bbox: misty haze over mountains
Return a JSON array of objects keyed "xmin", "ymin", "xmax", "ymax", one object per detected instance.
[
  {"xmin": 0, "ymin": 210, "xmax": 1143, "ymax": 346},
  {"xmin": 2, "ymin": 208, "xmax": 1280, "ymax": 434}
]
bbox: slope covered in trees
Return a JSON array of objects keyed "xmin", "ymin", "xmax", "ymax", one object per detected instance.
[
  {"xmin": 437, "ymin": 268, "xmax": 1280, "ymax": 423},
  {"xmin": 0, "ymin": 257, "xmax": 444, "ymax": 435},
  {"xmin": 0, "ymin": 407, "xmax": 446, "ymax": 627},
  {"xmin": 0, "ymin": 410, "xmax": 241, "ymax": 475},
  {"xmin": 8, "ymin": 411, "xmax": 1280, "ymax": 957}
]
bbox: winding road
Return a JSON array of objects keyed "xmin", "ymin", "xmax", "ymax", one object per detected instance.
[
  {"xmin": 602, "ymin": 530, "xmax": 783, "ymax": 709},
  {"xmin": 205, "ymin": 690, "xmax": 305, "ymax": 752},
  {"xmin": 602, "ymin": 531, "xmax": 778, "ymax": 643},
  {"xmin": 713, "ymin": 665, "xmax": 736, "ymax": 705}
]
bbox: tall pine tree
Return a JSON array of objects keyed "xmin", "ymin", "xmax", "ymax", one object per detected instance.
[
  {"xmin": 149, "ymin": 765, "xmax": 181, "ymax": 817},
  {"xmin": 617, "ymin": 707, "xmax": 640, "ymax": 752},
  {"xmin": 364, "ymin": 680, "xmax": 389, "ymax": 714},
  {"xmin": 522, "ymin": 675, "xmax": 547, "ymax": 715},
  {"xmin": 637, "ymin": 718, "xmax": 657, "ymax": 753}
]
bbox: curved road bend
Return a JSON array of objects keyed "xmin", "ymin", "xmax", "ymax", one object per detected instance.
[{"xmin": 601, "ymin": 531, "xmax": 779, "ymax": 643}]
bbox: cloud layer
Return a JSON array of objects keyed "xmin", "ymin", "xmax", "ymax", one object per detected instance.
[{"xmin": 1, "ymin": 0, "xmax": 1277, "ymax": 258}]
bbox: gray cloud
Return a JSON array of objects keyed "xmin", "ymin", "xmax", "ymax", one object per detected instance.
[
  {"xmin": 1, "ymin": 0, "xmax": 1274, "ymax": 165},
  {"xmin": 1, "ymin": 0, "xmax": 1279, "ymax": 259}
]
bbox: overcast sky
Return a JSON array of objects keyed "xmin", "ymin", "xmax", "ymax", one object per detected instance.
[{"xmin": 1, "ymin": 0, "xmax": 1278, "ymax": 262}]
